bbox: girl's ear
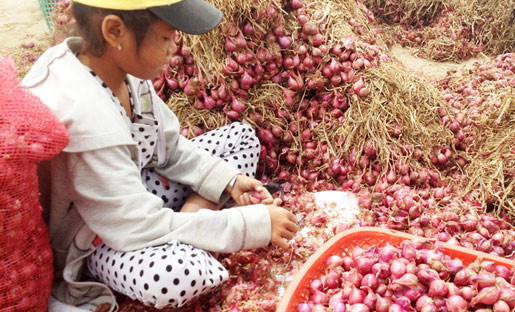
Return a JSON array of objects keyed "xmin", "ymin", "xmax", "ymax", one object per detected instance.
[{"xmin": 101, "ymin": 14, "xmax": 127, "ymax": 51}]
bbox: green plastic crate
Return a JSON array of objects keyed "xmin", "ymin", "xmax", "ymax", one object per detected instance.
[{"xmin": 38, "ymin": 0, "xmax": 59, "ymax": 34}]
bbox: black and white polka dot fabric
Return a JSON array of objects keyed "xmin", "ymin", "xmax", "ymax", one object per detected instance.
[
  {"xmin": 131, "ymin": 114, "xmax": 160, "ymax": 169},
  {"xmin": 87, "ymin": 122, "xmax": 260, "ymax": 307},
  {"xmin": 85, "ymin": 71, "xmax": 261, "ymax": 308},
  {"xmin": 143, "ymin": 122, "xmax": 261, "ymax": 211},
  {"xmin": 87, "ymin": 70, "xmax": 160, "ymax": 170},
  {"xmin": 87, "ymin": 241, "xmax": 228, "ymax": 308}
]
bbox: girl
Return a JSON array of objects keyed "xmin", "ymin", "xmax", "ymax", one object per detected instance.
[{"xmin": 23, "ymin": 0, "xmax": 298, "ymax": 310}]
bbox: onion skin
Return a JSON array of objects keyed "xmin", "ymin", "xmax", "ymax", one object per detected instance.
[
  {"xmin": 494, "ymin": 265, "xmax": 511, "ymax": 281},
  {"xmin": 352, "ymin": 78, "xmax": 365, "ymax": 93},
  {"xmin": 372, "ymin": 262, "xmax": 390, "ymax": 279},
  {"xmin": 401, "ymin": 244, "xmax": 418, "ymax": 261},
  {"xmin": 231, "ymin": 97, "xmax": 246, "ymax": 113},
  {"xmin": 420, "ymin": 303, "xmax": 437, "ymax": 312},
  {"xmin": 290, "ymin": 0, "xmax": 304, "ymax": 10},
  {"xmin": 191, "ymin": 126, "xmax": 204, "ymax": 136},
  {"xmin": 447, "ymin": 259, "xmax": 464, "ymax": 274},
  {"xmin": 499, "ymin": 287, "xmax": 515, "ymax": 308},
  {"xmin": 387, "ymin": 303, "xmax": 403, "ymax": 312},
  {"xmin": 258, "ymin": 128, "xmax": 274, "ymax": 145},
  {"xmin": 493, "ymin": 300, "xmax": 510, "ymax": 312},
  {"xmin": 428, "ymin": 279, "xmax": 448, "ymax": 297},
  {"xmin": 311, "ymin": 304, "xmax": 328, "ymax": 312},
  {"xmin": 342, "ymin": 256, "xmax": 353, "ymax": 271},
  {"xmin": 323, "ymin": 269, "xmax": 341, "ymax": 289},
  {"xmin": 471, "ymin": 286, "xmax": 500, "ymax": 305},
  {"xmin": 390, "ymin": 259, "xmax": 407, "ymax": 278},
  {"xmin": 416, "ymin": 295, "xmax": 433, "ymax": 311},
  {"xmin": 326, "ymin": 255, "xmax": 343, "ymax": 268},
  {"xmin": 309, "ymin": 278, "xmax": 323, "ymax": 294},
  {"xmin": 348, "ymin": 286, "xmax": 366, "ymax": 304},
  {"xmin": 453, "ymin": 268, "xmax": 473, "ymax": 286},
  {"xmin": 417, "ymin": 268, "xmax": 440, "ymax": 286},
  {"xmin": 481, "ymin": 261, "xmax": 497, "ymax": 272},
  {"xmin": 376, "ymin": 295, "xmax": 392, "ymax": 312},
  {"xmin": 363, "ymin": 287, "xmax": 377, "ymax": 310},
  {"xmin": 298, "ymin": 302, "xmax": 314, "ymax": 312},
  {"xmin": 446, "ymin": 295, "xmax": 467, "ymax": 312},
  {"xmin": 362, "ymin": 273, "xmax": 379, "ymax": 290},
  {"xmin": 349, "ymin": 303, "xmax": 370, "ymax": 312},
  {"xmin": 391, "ymin": 273, "xmax": 419, "ymax": 290},
  {"xmin": 332, "ymin": 301, "xmax": 347, "ymax": 312},
  {"xmin": 310, "ymin": 289, "xmax": 328, "ymax": 305},
  {"xmin": 471, "ymin": 273, "xmax": 496, "ymax": 289},
  {"xmin": 462, "ymin": 287, "xmax": 477, "ymax": 301},
  {"xmin": 278, "ymin": 36, "xmax": 292, "ymax": 48},
  {"xmin": 354, "ymin": 257, "xmax": 376, "ymax": 275},
  {"xmin": 447, "ymin": 283, "xmax": 461, "ymax": 297},
  {"xmin": 357, "ymin": 87, "xmax": 369, "ymax": 97}
]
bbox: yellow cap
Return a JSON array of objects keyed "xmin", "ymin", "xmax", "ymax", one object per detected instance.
[
  {"xmin": 72, "ymin": 0, "xmax": 182, "ymax": 10},
  {"xmin": 72, "ymin": 0, "xmax": 223, "ymax": 34}
]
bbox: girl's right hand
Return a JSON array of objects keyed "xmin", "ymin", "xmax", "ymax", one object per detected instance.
[{"xmin": 266, "ymin": 205, "xmax": 298, "ymax": 249}]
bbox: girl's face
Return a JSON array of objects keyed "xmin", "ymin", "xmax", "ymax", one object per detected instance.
[{"xmin": 120, "ymin": 19, "xmax": 177, "ymax": 80}]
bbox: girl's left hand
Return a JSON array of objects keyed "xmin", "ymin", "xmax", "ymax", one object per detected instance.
[{"xmin": 229, "ymin": 175, "xmax": 280, "ymax": 206}]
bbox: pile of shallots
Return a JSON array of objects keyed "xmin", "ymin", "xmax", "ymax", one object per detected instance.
[{"xmin": 297, "ymin": 240, "xmax": 515, "ymax": 312}]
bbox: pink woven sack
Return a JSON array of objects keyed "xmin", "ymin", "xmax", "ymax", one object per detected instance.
[{"xmin": 0, "ymin": 56, "xmax": 68, "ymax": 311}]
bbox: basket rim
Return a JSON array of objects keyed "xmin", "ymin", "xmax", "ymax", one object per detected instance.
[{"xmin": 38, "ymin": 0, "xmax": 58, "ymax": 34}]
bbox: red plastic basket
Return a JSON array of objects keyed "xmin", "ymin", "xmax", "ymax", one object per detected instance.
[{"xmin": 277, "ymin": 227, "xmax": 514, "ymax": 312}]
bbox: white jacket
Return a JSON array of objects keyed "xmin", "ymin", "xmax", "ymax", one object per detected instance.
[{"xmin": 22, "ymin": 38, "xmax": 271, "ymax": 310}]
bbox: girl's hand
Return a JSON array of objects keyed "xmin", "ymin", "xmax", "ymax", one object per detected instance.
[
  {"xmin": 266, "ymin": 205, "xmax": 298, "ymax": 249},
  {"xmin": 229, "ymin": 175, "xmax": 278, "ymax": 206}
]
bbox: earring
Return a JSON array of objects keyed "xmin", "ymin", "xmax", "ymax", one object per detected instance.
[{"xmin": 117, "ymin": 44, "xmax": 122, "ymax": 51}]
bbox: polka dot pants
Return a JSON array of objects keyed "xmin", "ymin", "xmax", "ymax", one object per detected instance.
[
  {"xmin": 143, "ymin": 122, "xmax": 261, "ymax": 211},
  {"xmin": 86, "ymin": 122, "xmax": 261, "ymax": 308},
  {"xmin": 87, "ymin": 241, "xmax": 228, "ymax": 308}
]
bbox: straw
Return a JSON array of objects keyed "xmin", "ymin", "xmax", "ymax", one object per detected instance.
[{"xmin": 362, "ymin": 0, "xmax": 515, "ymax": 61}]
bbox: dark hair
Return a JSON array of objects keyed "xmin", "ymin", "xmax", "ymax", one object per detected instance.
[{"xmin": 72, "ymin": 2, "xmax": 159, "ymax": 57}]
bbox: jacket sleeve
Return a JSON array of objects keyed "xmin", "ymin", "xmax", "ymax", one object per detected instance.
[
  {"xmin": 152, "ymin": 93, "xmax": 241, "ymax": 203},
  {"xmin": 67, "ymin": 146, "xmax": 271, "ymax": 252}
]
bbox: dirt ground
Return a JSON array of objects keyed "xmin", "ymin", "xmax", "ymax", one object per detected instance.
[
  {"xmin": 0, "ymin": 0, "xmax": 482, "ymax": 79},
  {"xmin": 0, "ymin": 0, "xmax": 52, "ymax": 77},
  {"xmin": 389, "ymin": 44, "xmax": 485, "ymax": 80}
]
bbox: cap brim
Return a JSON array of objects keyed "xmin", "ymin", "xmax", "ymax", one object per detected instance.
[{"xmin": 149, "ymin": 0, "xmax": 223, "ymax": 35}]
